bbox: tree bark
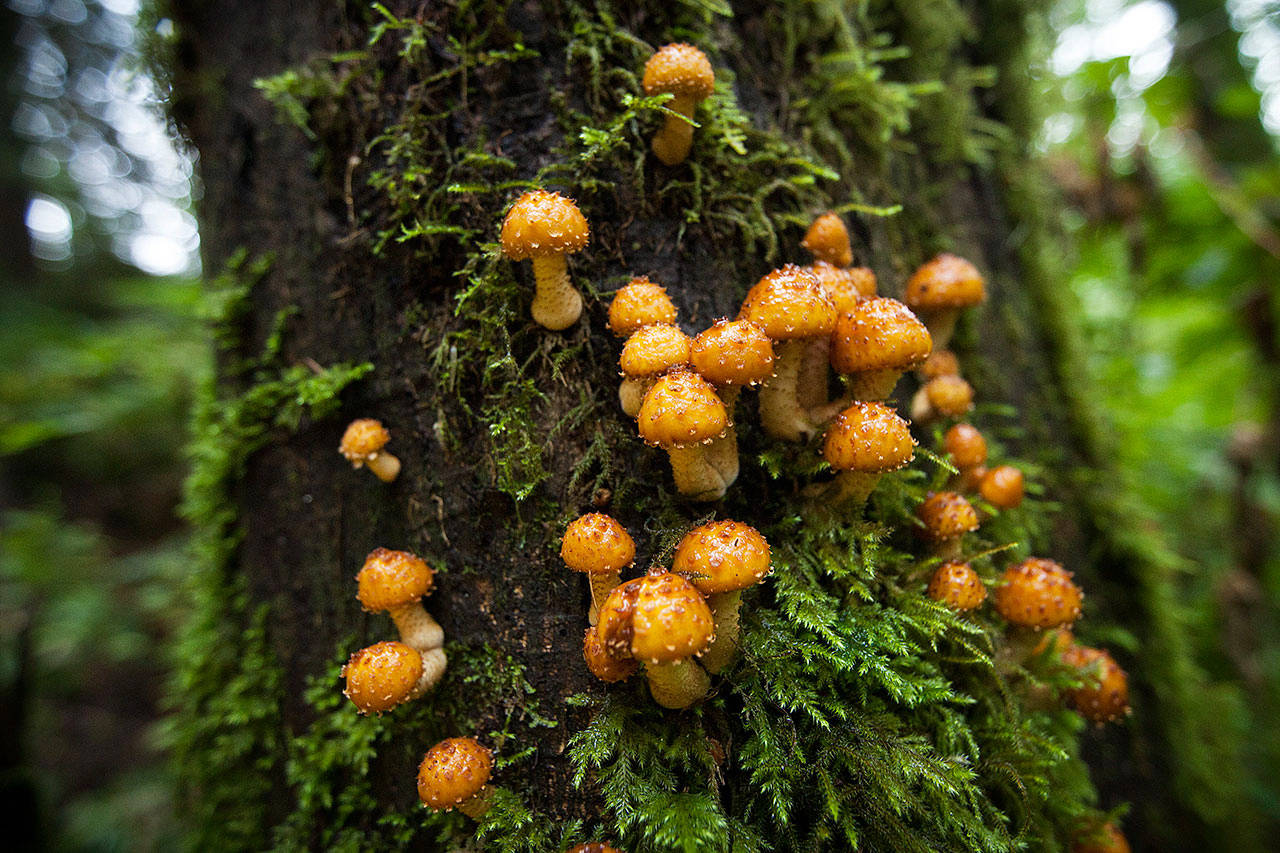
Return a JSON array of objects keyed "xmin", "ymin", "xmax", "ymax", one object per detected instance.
[{"xmin": 167, "ymin": 1, "xmax": 1250, "ymax": 850}]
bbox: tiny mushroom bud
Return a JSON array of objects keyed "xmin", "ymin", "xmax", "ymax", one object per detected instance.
[
  {"xmin": 944, "ymin": 422, "xmax": 988, "ymax": 491},
  {"xmin": 500, "ymin": 189, "xmax": 590, "ymax": 331},
  {"xmin": 561, "ymin": 512, "xmax": 636, "ymax": 625},
  {"xmin": 815, "ymin": 297, "xmax": 932, "ymax": 420},
  {"xmin": 1062, "ymin": 645, "xmax": 1130, "ymax": 724},
  {"xmin": 339, "ymin": 418, "xmax": 401, "ymax": 483},
  {"xmin": 608, "ymin": 276, "xmax": 678, "ymax": 338},
  {"xmin": 673, "ymin": 520, "xmax": 771, "ymax": 674},
  {"xmin": 597, "ymin": 569, "xmax": 716, "ymax": 709},
  {"xmin": 618, "ymin": 322, "xmax": 692, "ymax": 417},
  {"xmin": 821, "ymin": 401, "xmax": 916, "ymax": 509},
  {"xmin": 1071, "ymin": 822, "xmax": 1131, "ymax": 853},
  {"xmin": 919, "ymin": 348, "xmax": 961, "ymax": 380},
  {"xmin": 916, "ymin": 491, "xmax": 980, "ymax": 561},
  {"xmin": 356, "ymin": 548, "xmax": 447, "ymax": 689},
  {"xmin": 583, "ymin": 625, "xmax": 639, "ymax": 683},
  {"xmin": 342, "ymin": 640, "xmax": 425, "ymax": 714},
  {"xmin": 689, "ymin": 318, "xmax": 775, "ymax": 488},
  {"xmin": 980, "ymin": 464, "xmax": 1025, "ymax": 509},
  {"xmin": 993, "ymin": 557, "xmax": 1083, "ymax": 630},
  {"xmin": 911, "ymin": 374, "xmax": 975, "ymax": 422},
  {"xmin": 904, "ymin": 253, "xmax": 986, "ymax": 350},
  {"xmin": 417, "ymin": 737, "xmax": 494, "ymax": 819},
  {"xmin": 637, "ymin": 369, "xmax": 730, "ymax": 501},
  {"xmin": 926, "ymin": 560, "xmax": 986, "ymax": 611},
  {"xmin": 801, "ymin": 212, "xmax": 854, "ymax": 268},
  {"xmin": 739, "ymin": 265, "xmax": 837, "ymax": 441},
  {"xmin": 643, "ymin": 43, "xmax": 715, "ymax": 165}
]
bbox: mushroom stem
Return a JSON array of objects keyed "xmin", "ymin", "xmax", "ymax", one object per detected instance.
[
  {"xmin": 389, "ymin": 602, "xmax": 445, "ymax": 658},
  {"xmin": 830, "ymin": 470, "xmax": 882, "ymax": 510},
  {"xmin": 700, "ymin": 590, "xmax": 743, "ymax": 674},
  {"xmin": 667, "ymin": 444, "xmax": 727, "ymax": 501},
  {"xmin": 529, "ymin": 255, "xmax": 583, "ymax": 330},
  {"xmin": 645, "ymin": 657, "xmax": 711, "ymax": 709},
  {"xmin": 797, "ymin": 336, "xmax": 832, "ymax": 412},
  {"xmin": 705, "ymin": 387, "xmax": 741, "ymax": 488},
  {"xmin": 455, "ymin": 785, "xmax": 495, "ymax": 819},
  {"xmin": 365, "ymin": 451, "xmax": 402, "ymax": 483},
  {"xmin": 759, "ymin": 339, "xmax": 816, "ymax": 441},
  {"xmin": 618, "ymin": 377, "xmax": 652, "ymax": 418},
  {"xmin": 653, "ymin": 93, "xmax": 698, "ymax": 166},
  {"xmin": 408, "ymin": 648, "xmax": 449, "ymax": 699},
  {"xmin": 923, "ymin": 309, "xmax": 959, "ymax": 351},
  {"xmin": 587, "ymin": 572, "xmax": 621, "ymax": 626}
]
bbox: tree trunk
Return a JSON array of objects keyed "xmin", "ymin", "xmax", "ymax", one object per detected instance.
[{"xmin": 165, "ymin": 1, "xmax": 1254, "ymax": 851}]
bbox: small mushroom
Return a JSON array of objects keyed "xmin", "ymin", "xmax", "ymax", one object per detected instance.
[
  {"xmin": 416, "ymin": 737, "xmax": 494, "ymax": 818},
  {"xmin": 926, "ymin": 560, "xmax": 986, "ymax": 611},
  {"xmin": 339, "ymin": 418, "xmax": 401, "ymax": 483},
  {"xmin": 903, "ymin": 253, "xmax": 986, "ymax": 350},
  {"xmin": 910, "ymin": 373, "xmax": 975, "ymax": 422},
  {"xmin": 689, "ymin": 318, "xmax": 775, "ymax": 488},
  {"xmin": 608, "ymin": 276, "xmax": 677, "ymax": 338},
  {"xmin": 561, "ymin": 512, "xmax": 636, "ymax": 624},
  {"xmin": 500, "ymin": 189, "xmax": 590, "ymax": 330},
  {"xmin": 672, "ymin": 519, "xmax": 771, "ymax": 674},
  {"xmin": 801, "ymin": 212, "xmax": 853, "ymax": 268},
  {"xmin": 993, "ymin": 557, "xmax": 1083, "ymax": 630},
  {"xmin": 916, "ymin": 491, "xmax": 980, "ymax": 561},
  {"xmin": 582, "ymin": 625, "xmax": 639, "ymax": 683},
  {"xmin": 1061, "ymin": 645, "xmax": 1130, "ymax": 724},
  {"xmin": 821, "ymin": 401, "xmax": 916, "ymax": 508},
  {"xmin": 342, "ymin": 640, "xmax": 425, "ymax": 713},
  {"xmin": 943, "ymin": 422, "xmax": 988, "ymax": 491},
  {"xmin": 642, "ymin": 44, "xmax": 715, "ymax": 166},
  {"xmin": 618, "ymin": 323, "xmax": 692, "ymax": 417},
  {"xmin": 356, "ymin": 548, "xmax": 447, "ymax": 689},
  {"xmin": 637, "ymin": 369, "xmax": 730, "ymax": 501},
  {"xmin": 979, "ymin": 464, "xmax": 1025, "ymax": 510}
]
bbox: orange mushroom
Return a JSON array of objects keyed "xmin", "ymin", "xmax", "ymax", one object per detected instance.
[
  {"xmin": 500, "ymin": 189, "xmax": 590, "ymax": 330},
  {"xmin": 637, "ymin": 370, "xmax": 729, "ymax": 501},
  {"xmin": 821, "ymin": 401, "xmax": 916, "ymax": 508},
  {"xmin": 341, "ymin": 640, "xmax": 425, "ymax": 714},
  {"xmin": 356, "ymin": 548, "xmax": 447, "ymax": 689},
  {"xmin": 416, "ymin": 737, "xmax": 494, "ymax": 818},
  {"xmin": 904, "ymin": 253, "xmax": 986, "ymax": 350},
  {"xmin": 642, "ymin": 44, "xmax": 715, "ymax": 165},
  {"xmin": 561, "ymin": 512, "xmax": 636, "ymax": 624},
  {"xmin": 339, "ymin": 418, "xmax": 401, "ymax": 483}
]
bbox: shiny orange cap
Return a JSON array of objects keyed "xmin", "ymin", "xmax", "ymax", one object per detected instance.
[
  {"xmin": 500, "ymin": 190, "xmax": 589, "ymax": 260},
  {"xmin": 596, "ymin": 571, "xmax": 714, "ymax": 664},
  {"xmin": 561, "ymin": 513, "xmax": 636, "ymax": 576},
  {"xmin": 672, "ymin": 520, "xmax": 771, "ymax": 595},
  {"xmin": 916, "ymin": 492, "xmax": 980, "ymax": 541},
  {"xmin": 904, "ymin": 253, "xmax": 986, "ymax": 311},
  {"xmin": 689, "ymin": 319, "xmax": 775, "ymax": 387},
  {"xmin": 637, "ymin": 370, "xmax": 728, "ymax": 449},
  {"xmin": 642, "ymin": 43, "xmax": 715, "ymax": 99},
  {"xmin": 738, "ymin": 265, "xmax": 836, "ymax": 340},
  {"xmin": 416, "ymin": 737, "xmax": 493, "ymax": 810},
  {"xmin": 619, "ymin": 323, "xmax": 692, "ymax": 378},
  {"xmin": 608, "ymin": 276, "xmax": 678, "ymax": 337},
  {"xmin": 829, "ymin": 297, "xmax": 932, "ymax": 374},
  {"xmin": 339, "ymin": 418, "xmax": 390, "ymax": 461},
  {"xmin": 926, "ymin": 561, "xmax": 986, "ymax": 611},
  {"xmin": 342, "ymin": 641, "xmax": 424, "ymax": 714},
  {"xmin": 993, "ymin": 557, "xmax": 1083, "ymax": 629},
  {"xmin": 356, "ymin": 548, "xmax": 435, "ymax": 612},
  {"xmin": 822, "ymin": 401, "xmax": 915, "ymax": 473},
  {"xmin": 800, "ymin": 212, "xmax": 853, "ymax": 268}
]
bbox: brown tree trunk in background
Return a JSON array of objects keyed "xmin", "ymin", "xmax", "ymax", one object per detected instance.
[{"xmin": 167, "ymin": 1, "xmax": 1230, "ymax": 849}]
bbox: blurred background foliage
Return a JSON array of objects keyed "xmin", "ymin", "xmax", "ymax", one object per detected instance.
[{"xmin": 0, "ymin": 0, "xmax": 1277, "ymax": 849}]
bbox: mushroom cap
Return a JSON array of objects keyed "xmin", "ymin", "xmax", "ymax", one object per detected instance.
[
  {"xmin": 356, "ymin": 547, "xmax": 435, "ymax": 612},
  {"xmin": 342, "ymin": 641, "xmax": 424, "ymax": 714},
  {"xmin": 689, "ymin": 319, "xmax": 775, "ymax": 387},
  {"xmin": 944, "ymin": 423, "xmax": 988, "ymax": 470},
  {"xmin": 904, "ymin": 253, "xmax": 986, "ymax": 311},
  {"xmin": 339, "ymin": 418, "xmax": 390, "ymax": 461},
  {"xmin": 637, "ymin": 370, "xmax": 729, "ymax": 449},
  {"xmin": 920, "ymin": 349, "xmax": 961, "ymax": 379},
  {"xmin": 500, "ymin": 189, "xmax": 590, "ymax": 260},
  {"xmin": 416, "ymin": 737, "xmax": 493, "ymax": 810},
  {"xmin": 916, "ymin": 491, "xmax": 980, "ymax": 541},
  {"xmin": 642, "ymin": 43, "xmax": 715, "ymax": 100},
  {"xmin": 566, "ymin": 845, "xmax": 624, "ymax": 853},
  {"xmin": 800, "ymin": 212, "xmax": 854, "ymax": 268},
  {"xmin": 923, "ymin": 374, "xmax": 974, "ymax": 417},
  {"xmin": 1071, "ymin": 823, "xmax": 1131, "ymax": 853},
  {"xmin": 738, "ymin": 265, "xmax": 837, "ymax": 340},
  {"xmin": 619, "ymin": 323, "xmax": 692, "ymax": 379},
  {"xmin": 809, "ymin": 262, "xmax": 876, "ymax": 314},
  {"xmin": 561, "ymin": 513, "xmax": 636, "ymax": 576},
  {"xmin": 608, "ymin": 276, "xmax": 678, "ymax": 337},
  {"xmin": 926, "ymin": 561, "xmax": 986, "ymax": 611},
  {"xmin": 980, "ymin": 464, "xmax": 1025, "ymax": 509},
  {"xmin": 829, "ymin": 297, "xmax": 932, "ymax": 374},
  {"xmin": 993, "ymin": 557, "xmax": 1083, "ymax": 629},
  {"xmin": 822, "ymin": 401, "xmax": 915, "ymax": 473},
  {"xmin": 582, "ymin": 626, "xmax": 639, "ymax": 683},
  {"xmin": 1062, "ymin": 645, "xmax": 1129, "ymax": 723},
  {"xmin": 597, "ymin": 571, "xmax": 714, "ymax": 664},
  {"xmin": 672, "ymin": 519, "xmax": 771, "ymax": 595}
]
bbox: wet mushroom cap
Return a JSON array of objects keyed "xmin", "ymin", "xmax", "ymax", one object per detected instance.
[
  {"xmin": 738, "ymin": 265, "xmax": 837, "ymax": 340},
  {"xmin": 944, "ymin": 423, "xmax": 988, "ymax": 469},
  {"xmin": 801, "ymin": 212, "xmax": 853, "ymax": 268},
  {"xmin": 672, "ymin": 519, "xmax": 771, "ymax": 595},
  {"xmin": 642, "ymin": 43, "xmax": 715, "ymax": 99},
  {"xmin": 993, "ymin": 557, "xmax": 1083, "ymax": 629},
  {"xmin": 561, "ymin": 513, "xmax": 636, "ymax": 576},
  {"xmin": 500, "ymin": 190, "xmax": 590, "ymax": 260},
  {"xmin": 689, "ymin": 319, "xmax": 775, "ymax": 387},
  {"xmin": 822, "ymin": 401, "xmax": 916, "ymax": 473},
  {"xmin": 416, "ymin": 737, "xmax": 493, "ymax": 810},
  {"xmin": 619, "ymin": 323, "xmax": 693, "ymax": 379},
  {"xmin": 339, "ymin": 418, "xmax": 390, "ymax": 461},
  {"xmin": 916, "ymin": 492, "xmax": 980, "ymax": 541},
  {"xmin": 904, "ymin": 253, "xmax": 986, "ymax": 311},
  {"xmin": 596, "ymin": 571, "xmax": 715, "ymax": 663},
  {"xmin": 980, "ymin": 465, "xmax": 1025, "ymax": 508},
  {"xmin": 829, "ymin": 297, "xmax": 933, "ymax": 374},
  {"xmin": 582, "ymin": 626, "xmax": 639, "ymax": 682},
  {"xmin": 1062, "ymin": 645, "xmax": 1129, "ymax": 723},
  {"xmin": 923, "ymin": 375, "xmax": 975, "ymax": 417},
  {"xmin": 926, "ymin": 561, "xmax": 987, "ymax": 611},
  {"xmin": 809, "ymin": 262, "xmax": 877, "ymax": 314},
  {"xmin": 637, "ymin": 370, "xmax": 729, "ymax": 449},
  {"xmin": 342, "ymin": 641, "xmax": 424, "ymax": 714},
  {"xmin": 608, "ymin": 276, "xmax": 678, "ymax": 337},
  {"xmin": 920, "ymin": 349, "xmax": 961, "ymax": 379},
  {"xmin": 356, "ymin": 547, "xmax": 435, "ymax": 612}
]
